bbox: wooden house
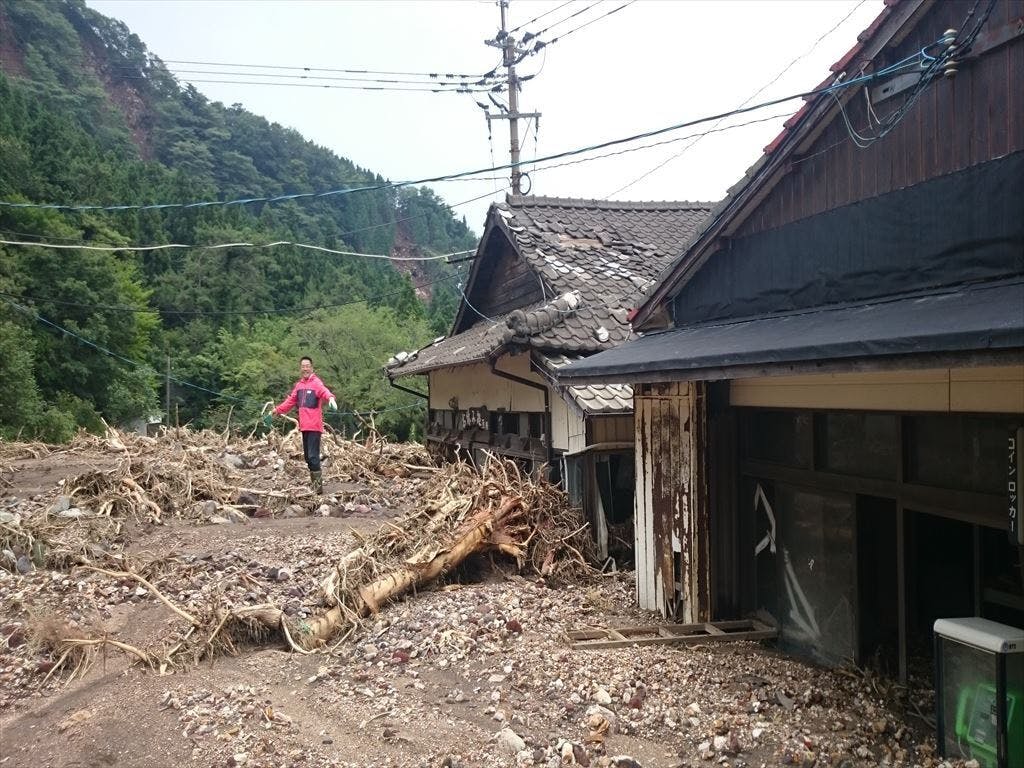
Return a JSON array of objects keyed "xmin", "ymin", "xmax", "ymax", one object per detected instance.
[
  {"xmin": 387, "ymin": 195, "xmax": 711, "ymax": 563},
  {"xmin": 559, "ymin": 0, "xmax": 1024, "ymax": 677}
]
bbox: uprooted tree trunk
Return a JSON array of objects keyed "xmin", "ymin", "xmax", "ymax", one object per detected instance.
[{"xmin": 233, "ymin": 494, "xmax": 529, "ymax": 651}]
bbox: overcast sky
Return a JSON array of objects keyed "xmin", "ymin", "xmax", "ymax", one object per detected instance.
[{"xmin": 88, "ymin": 0, "xmax": 882, "ymax": 235}]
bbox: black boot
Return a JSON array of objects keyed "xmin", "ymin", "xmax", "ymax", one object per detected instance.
[{"xmin": 309, "ymin": 470, "xmax": 323, "ymax": 494}]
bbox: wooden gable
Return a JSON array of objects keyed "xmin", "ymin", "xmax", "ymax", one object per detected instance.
[
  {"xmin": 736, "ymin": 0, "xmax": 1024, "ymax": 237},
  {"xmin": 665, "ymin": 0, "xmax": 1024, "ymax": 326},
  {"xmin": 453, "ymin": 221, "xmax": 545, "ymax": 333}
]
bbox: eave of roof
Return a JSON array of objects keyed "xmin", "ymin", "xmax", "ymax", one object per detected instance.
[{"xmin": 558, "ymin": 279, "xmax": 1024, "ymax": 385}]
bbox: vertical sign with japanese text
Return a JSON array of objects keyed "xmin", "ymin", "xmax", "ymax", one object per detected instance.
[{"xmin": 1011, "ymin": 427, "xmax": 1024, "ymax": 545}]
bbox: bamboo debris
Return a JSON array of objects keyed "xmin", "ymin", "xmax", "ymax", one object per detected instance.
[{"xmin": 5, "ymin": 426, "xmax": 596, "ymax": 675}]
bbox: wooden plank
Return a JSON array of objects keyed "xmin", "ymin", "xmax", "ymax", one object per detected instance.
[
  {"xmin": 567, "ymin": 620, "xmax": 779, "ymax": 649},
  {"xmin": 567, "ymin": 629, "xmax": 609, "ymax": 641},
  {"xmin": 636, "ymin": 398, "xmax": 657, "ymax": 610},
  {"xmin": 1009, "ymin": 17, "xmax": 1024, "ymax": 153},
  {"xmin": 570, "ymin": 627, "xmax": 778, "ymax": 650}
]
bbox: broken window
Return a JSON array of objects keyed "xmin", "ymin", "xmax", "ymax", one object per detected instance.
[
  {"xmin": 815, "ymin": 413, "xmax": 898, "ymax": 479},
  {"xmin": 752, "ymin": 480, "xmax": 856, "ymax": 665},
  {"xmin": 744, "ymin": 411, "xmax": 812, "ymax": 468}
]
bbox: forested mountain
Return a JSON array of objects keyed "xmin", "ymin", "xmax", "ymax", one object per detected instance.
[{"xmin": 0, "ymin": 0, "xmax": 477, "ymax": 441}]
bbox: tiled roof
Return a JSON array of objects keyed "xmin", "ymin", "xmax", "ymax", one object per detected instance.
[
  {"xmin": 537, "ymin": 353, "xmax": 633, "ymax": 415},
  {"xmin": 388, "ymin": 196, "xmax": 713, "ymax": 378},
  {"xmin": 502, "ymin": 196, "xmax": 712, "ymax": 303},
  {"xmin": 385, "ymin": 317, "xmax": 499, "ymax": 377}
]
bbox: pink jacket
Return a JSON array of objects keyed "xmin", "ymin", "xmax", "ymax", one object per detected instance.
[{"xmin": 274, "ymin": 374, "xmax": 334, "ymax": 432}]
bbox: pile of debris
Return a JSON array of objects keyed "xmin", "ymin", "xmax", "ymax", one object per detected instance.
[
  {"xmin": 1, "ymin": 426, "xmax": 965, "ymax": 768},
  {"xmin": 1, "ymin": 424, "xmax": 595, "ymax": 693}
]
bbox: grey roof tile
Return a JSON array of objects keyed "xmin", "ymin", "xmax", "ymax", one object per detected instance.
[{"xmin": 537, "ymin": 352, "xmax": 634, "ymax": 415}]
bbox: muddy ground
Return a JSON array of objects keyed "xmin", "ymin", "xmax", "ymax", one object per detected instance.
[{"xmin": 0, "ymin": 430, "xmax": 971, "ymax": 768}]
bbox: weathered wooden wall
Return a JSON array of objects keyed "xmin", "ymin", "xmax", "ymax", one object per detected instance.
[
  {"xmin": 736, "ymin": 0, "xmax": 1024, "ymax": 236},
  {"xmin": 469, "ymin": 235, "xmax": 545, "ymax": 320},
  {"xmin": 634, "ymin": 381, "xmax": 710, "ymax": 621},
  {"xmin": 591, "ymin": 415, "xmax": 633, "ymax": 444},
  {"xmin": 550, "ymin": 395, "xmax": 585, "ymax": 453}
]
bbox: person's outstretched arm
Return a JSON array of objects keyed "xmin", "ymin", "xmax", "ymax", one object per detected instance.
[{"xmin": 273, "ymin": 384, "xmax": 298, "ymax": 415}]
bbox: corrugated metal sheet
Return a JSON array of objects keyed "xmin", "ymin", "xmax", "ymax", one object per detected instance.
[{"xmin": 634, "ymin": 381, "xmax": 710, "ymax": 622}]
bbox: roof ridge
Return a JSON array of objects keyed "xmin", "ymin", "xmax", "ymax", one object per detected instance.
[{"xmin": 503, "ymin": 194, "xmax": 716, "ymax": 211}]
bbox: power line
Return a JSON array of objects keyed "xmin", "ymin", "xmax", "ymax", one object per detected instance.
[
  {"xmin": 604, "ymin": 0, "xmax": 870, "ymax": 197},
  {"xmin": 161, "ymin": 67, "xmax": 507, "ymax": 88},
  {"xmin": 0, "ymin": 295, "xmax": 426, "ymax": 417},
  {"xmin": 157, "ymin": 58, "xmax": 494, "ymax": 80},
  {"xmin": 754, "ymin": 0, "xmax": 870, "ymax": 100},
  {"xmin": 0, "ymin": 53, "xmax": 943, "ymax": 213},
  {"xmin": 457, "ymin": 282, "xmax": 498, "ymax": 324},
  {"xmin": 521, "ymin": 1, "xmax": 603, "ymax": 43},
  {"xmin": 0, "ymin": 183, "xmax": 504, "ymax": 270},
  {"xmin": 542, "ymin": 110, "xmax": 796, "ymax": 174},
  {"xmin": 529, "ymin": 0, "xmax": 635, "ymax": 52},
  {"xmin": 507, "ymin": 0, "xmax": 575, "ymax": 35},
  {"xmin": 0, "ymin": 268, "xmax": 469, "ymax": 318},
  {"xmin": 0, "ymin": 238, "xmax": 473, "ymax": 262},
  {"xmin": 128, "ymin": 75, "xmax": 506, "ymax": 94},
  {"xmin": 0, "ymin": 294, "xmax": 246, "ymax": 404}
]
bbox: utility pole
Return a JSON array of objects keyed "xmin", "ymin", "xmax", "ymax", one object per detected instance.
[
  {"xmin": 165, "ymin": 352, "xmax": 171, "ymax": 427},
  {"xmin": 485, "ymin": 0, "xmax": 540, "ymax": 195}
]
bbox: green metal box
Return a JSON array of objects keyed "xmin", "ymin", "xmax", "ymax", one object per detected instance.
[{"xmin": 934, "ymin": 617, "xmax": 1024, "ymax": 768}]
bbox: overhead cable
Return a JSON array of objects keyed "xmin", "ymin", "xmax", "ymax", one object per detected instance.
[
  {"xmin": 157, "ymin": 58, "xmax": 493, "ymax": 80},
  {"xmin": 521, "ymin": 1, "xmax": 603, "ymax": 43},
  {"xmin": 544, "ymin": 110, "xmax": 796, "ymax": 174},
  {"xmin": 529, "ymin": 1, "xmax": 635, "ymax": 52},
  {"xmin": 507, "ymin": 0, "xmax": 575, "ymax": 35},
  {"xmin": 457, "ymin": 283, "xmax": 498, "ymax": 324},
  {"xmin": 0, "ymin": 295, "xmax": 426, "ymax": 416},
  {"xmin": 132, "ymin": 75, "xmax": 505, "ymax": 94},
  {"xmin": 0, "ymin": 184, "xmax": 506, "ymax": 263},
  {"xmin": 833, "ymin": 0, "xmax": 996, "ymax": 149},
  {"xmin": 0, "ymin": 267, "xmax": 468, "ymax": 318},
  {"xmin": 0, "ymin": 294, "xmax": 246, "ymax": 404},
  {"xmin": 0, "ymin": 238, "xmax": 474, "ymax": 262},
  {"xmin": 0, "ymin": 56, "xmax": 946, "ymax": 213},
  {"xmin": 605, "ymin": 0, "xmax": 869, "ymax": 197},
  {"xmin": 160, "ymin": 67, "xmax": 506, "ymax": 88}
]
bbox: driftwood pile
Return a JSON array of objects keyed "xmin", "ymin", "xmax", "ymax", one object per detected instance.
[{"xmin": 1, "ymin": 424, "xmax": 595, "ymax": 681}]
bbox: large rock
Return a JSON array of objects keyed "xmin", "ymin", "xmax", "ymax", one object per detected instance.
[
  {"xmin": 48, "ymin": 495, "xmax": 72, "ymax": 514},
  {"xmin": 496, "ymin": 727, "xmax": 527, "ymax": 755}
]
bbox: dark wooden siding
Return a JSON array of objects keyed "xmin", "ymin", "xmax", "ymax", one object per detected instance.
[
  {"xmin": 735, "ymin": 0, "xmax": 1024, "ymax": 238},
  {"xmin": 454, "ymin": 230, "xmax": 546, "ymax": 333},
  {"xmin": 470, "ymin": 234, "xmax": 544, "ymax": 320}
]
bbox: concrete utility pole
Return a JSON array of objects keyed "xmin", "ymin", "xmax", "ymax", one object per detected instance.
[
  {"xmin": 485, "ymin": 0, "xmax": 540, "ymax": 195},
  {"xmin": 165, "ymin": 352, "xmax": 171, "ymax": 427}
]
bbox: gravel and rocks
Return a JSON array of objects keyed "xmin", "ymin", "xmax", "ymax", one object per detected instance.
[{"xmin": 0, "ymin": 429, "xmax": 973, "ymax": 767}]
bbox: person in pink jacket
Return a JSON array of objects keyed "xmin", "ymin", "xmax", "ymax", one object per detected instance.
[{"xmin": 267, "ymin": 356, "xmax": 337, "ymax": 493}]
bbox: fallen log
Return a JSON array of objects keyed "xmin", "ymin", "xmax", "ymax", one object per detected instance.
[{"xmin": 243, "ymin": 495, "xmax": 527, "ymax": 650}]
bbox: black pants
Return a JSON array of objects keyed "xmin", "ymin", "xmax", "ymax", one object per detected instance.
[{"xmin": 301, "ymin": 431, "xmax": 321, "ymax": 471}]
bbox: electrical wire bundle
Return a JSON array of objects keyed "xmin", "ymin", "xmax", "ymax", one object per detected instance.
[{"xmin": 833, "ymin": 0, "xmax": 998, "ymax": 149}]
